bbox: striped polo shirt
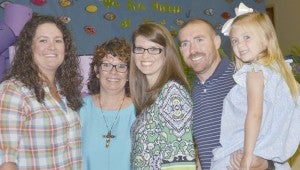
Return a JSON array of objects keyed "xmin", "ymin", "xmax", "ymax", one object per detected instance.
[{"xmin": 192, "ymin": 57, "xmax": 235, "ymax": 170}]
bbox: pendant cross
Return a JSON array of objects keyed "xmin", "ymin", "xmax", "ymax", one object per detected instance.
[{"xmin": 102, "ymin": 130, "xmax": 115, "ymax": 148}]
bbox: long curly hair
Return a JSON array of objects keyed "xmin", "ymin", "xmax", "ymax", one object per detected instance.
[
  {"xmin": 87, "ymin": 37, "xmax": 131, "ymax": 96},
  {"xmin": 3, "ymin": 14, "xmax": 83, "ymax": 111}
]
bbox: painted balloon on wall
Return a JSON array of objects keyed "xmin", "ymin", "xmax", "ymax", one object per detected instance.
[{"xmin": 31, "ymin": 0, "xmax": 47, "ymax": 6}]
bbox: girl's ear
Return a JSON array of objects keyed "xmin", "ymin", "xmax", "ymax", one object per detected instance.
[{"xmin": 262, "ymin": 41, "xmax": 267, "ymax": 51}]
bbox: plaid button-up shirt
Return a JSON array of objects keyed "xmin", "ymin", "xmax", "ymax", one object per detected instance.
[{"xmin": 0, "ymin": 79, "xmax": 82, "ymax": 170}]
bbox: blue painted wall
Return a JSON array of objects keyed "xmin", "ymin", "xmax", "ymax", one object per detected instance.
[{"xmin": 0, "ymin": 0, "xmax": 265, "ymax": 55}]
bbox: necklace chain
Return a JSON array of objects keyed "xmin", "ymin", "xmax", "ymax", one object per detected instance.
[{"xmin": 99, "ymin": 94, "xmax": 125, "ymax": 148}]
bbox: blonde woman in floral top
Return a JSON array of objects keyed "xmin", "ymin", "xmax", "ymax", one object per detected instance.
[{"xmin": 129, "ymin": 22, "xmax": 196, "ymax": 170}]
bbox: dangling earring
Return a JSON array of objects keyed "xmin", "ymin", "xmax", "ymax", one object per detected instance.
[{"xmin": 94, "ymin": 66, "xmax": 100, "ymax": 78}]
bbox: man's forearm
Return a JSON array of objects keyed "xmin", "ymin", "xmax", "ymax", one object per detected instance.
[{"xmin": 0, "ymin": 162, "xmax": 18, "ymax": 170}]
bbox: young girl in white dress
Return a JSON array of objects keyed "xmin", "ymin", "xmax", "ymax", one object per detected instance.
[{"xmin": 211, "ymin": 4, "xmax": 300, "ymax": 170}]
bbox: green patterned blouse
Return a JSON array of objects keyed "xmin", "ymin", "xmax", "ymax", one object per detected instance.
[{"xmin": 131, "ymin": 81, "xmax": 196, "ymax": 170}]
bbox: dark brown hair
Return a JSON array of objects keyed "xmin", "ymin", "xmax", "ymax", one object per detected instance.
[
  {"xmin": 87, "ymin": 37, "xmax": 131, "ymax": 96},
  {"xmin": 3, "ymin": 13, "xmax": 83, "ymax": 110},
  {"xmin": 130, "ymin": 22, "xmax": 190, "ymax": 114}
]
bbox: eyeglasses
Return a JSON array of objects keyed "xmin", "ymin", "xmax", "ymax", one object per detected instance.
[
  {"xmin": 133, "ymin": 47, "xmax": 163, "ymax": 55},
  {"xmin": 99, "ymin": 63, "xmax": 128, "ymax": 73}
]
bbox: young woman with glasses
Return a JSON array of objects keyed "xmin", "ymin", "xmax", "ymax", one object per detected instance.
[
  {"xmin": 129, "ymin": 22, "xmax": 196, "ymax": 170},
  {"xmin": 79, "ymin": 37, "xmax": 135, "ymax": 170}
]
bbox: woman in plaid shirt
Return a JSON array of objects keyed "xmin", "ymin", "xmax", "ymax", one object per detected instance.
[{"xmin": 0, "ymin": 14, "xmax": 83, "ymax": 170}]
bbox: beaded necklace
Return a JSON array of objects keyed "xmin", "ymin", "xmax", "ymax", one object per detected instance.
[{"xmin": 99, "ymin": 95, "xmax": 125, "ymax": 148}]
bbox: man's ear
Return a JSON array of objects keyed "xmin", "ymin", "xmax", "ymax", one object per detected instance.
[{"xmin": 214, "ymin": 35, "xmax": 221, "ymax": 50}]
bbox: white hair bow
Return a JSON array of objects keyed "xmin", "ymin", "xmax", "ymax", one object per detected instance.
[
  {"xmin": 221, "ymin": 2, "xmax": 254, "ymax": 36},
  {"xmin": 285, "ymin": 59, "xmax": 293, "ymax": 70}
]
